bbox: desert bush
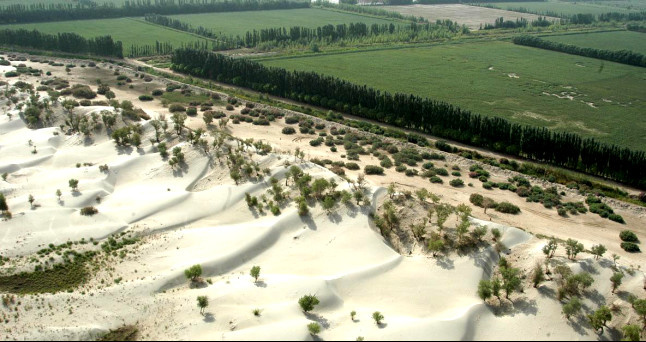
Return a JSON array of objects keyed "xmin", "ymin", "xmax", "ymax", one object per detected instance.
[
  {"xmin": 364, "ymin": 165, "xmax": 384, "ymax": 175},
  {"xmin": 138, "ymin": 95, "xmax": 153, "ymax": 101},
  {"xmin": 496, "ymin": 202, "xmax": 520, "ymax": 214},
  {"xmin": 169, "ymin": 104, "xmax": 185, "ymax": 113},
  {"xmin": 620, "ymin": 242, "xmax": 640, "ymax": 252},
  {"xmin": 281, "ymin": 127, "xmax": 296, "ymax": 135},
  {"xmin": 450, "ymin": 179, "xmax": 464, "ymax": 187},
  {"xmin": 298, "ymin": 295, "xmax": 319, "ymax": 312},
  {"xmin": 186, "ymin": 107, "xmax": 198, "ymax": 116},
  {"xmin": 80, "ymin": 206, "xmax": 98, "ymax": 216},
  {"xmin": 152, "ymin": 89, "xmax": 163, "ymax": 96},
  {"xmin": 619, "ymin": 230, "xmax": 638, "ymax": 242}
]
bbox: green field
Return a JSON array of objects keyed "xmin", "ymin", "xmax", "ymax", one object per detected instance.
[
  {"xmin": 487, "ymin": 0, "xmax": 644, "ymax": 16},
  {"xmin": 0, "ymin": 0, "xmax": 129, "ymax": 6},
  {"xmin": 168, "ymin": 8, "xmax": 399, "ymax": 36},
  {"xmin": 260, "ymin": 41, "xmax": 646, "ymax": 150},
  {"xmin": 543, "ymin": 30, "xmax": 646, "ymax": 54},
  {"xmin": 0, "ymin": 18, "xmax": 205, "ymax": 55}
]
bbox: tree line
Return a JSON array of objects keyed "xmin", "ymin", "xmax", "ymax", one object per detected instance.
[
  {"xmin": 512, "ymin": 35, "xmax": 646, "ymax": 68},
  {"xmin": 170, "ymin": 48, "xmax": 646, "ymax": 189},
  {"xmin": 314, "ymin": 1, "xmax": 425, "ymax": 23},
  {"xmin": 483, "ymin": 16, "xmax": 552, "ymax": 29},
  {"xmin": 0, "ymin": 0, "xmax": 309, "ymax": 24},
  {"xmin": 0, "ymin": 29, "xmax": 123, "ymax": 57},
  {"xmin": 627, "ymin": 23, "xmax": 646, "ymax": 33},
  {"xmin": 145, "ymin": 14, "xmax": 467, "ymax": 50}
]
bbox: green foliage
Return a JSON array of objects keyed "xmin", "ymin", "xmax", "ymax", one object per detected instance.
[
  {"xmin": 68, "ymin": 178, "xmax": 79, "ymax": 191},
  {"xmin": 590, "ymin": 244, "xmax": 607, "ymax": 259},
  {"xmin": 620, "ymin": 230, "xmax": 639, "ymax": 243},
  {"xmin": 621, "ymin": 242, "xmax": 640, "ymax": 252},
  {"xmin": 562, "ymin": 297, "xmax": 582, "ymax": 319},
  {"xmin": 80, "ymin": 206, "xmax": 98, "ymax": 216},
  {"xmin": 250, "ymin": 266, "xmax": 261, "ymax": 282},
  {"xmin": 364, "ymin": 165, "xmax": 384, "ymax": 175},
  {"xmin": 610, "ymin": 272, "xmax": 623, "ymax": 293},
  {"xmin": 588, "ymin": 306, "xmax": 612, "ymax": 333},
  {"xmin": 307, "ymin": 322, "xmax": 321, "ymax": 335},
  {"xmin": 621, "ymin": 324, "xmax": 641, "ymax": 342},
  {"xmin": 372, "ymin": 311, "xmax": 384, "ymax": 325},
  {"xmin": 97, "ymin": 325, "xmax": 139, "ymax": 342},
  {"xmin": 531, "ymin": 263, "xmax": 545, "ymax": 288},
  {"xmin": 184, "ymin": 264, "xmax": 202, "ymax": 282},
  {"xmin": 565, "ymin": 238, "xmax": 584, "ymax": 260},
  {"xmin": 500, "ymin": 266, "xmax": 522, "ymax": 299},
  {"xmin": 197, "ymin": 295, "xmax": 208, "ymax": 315},
  {"xmin": 449, "ymin": 178, "xmax": 464, "ymax": 187},
  {"xmin": 542, "ymin": 238, "xmax": 558, "ymax": 258},
  {"xmin": 477, "ymin": 280, "xmax": 492, "ymax": 301},
  {"xmin": 298, "ymin": 294, "xmax": 320, "ymax": 312},
  {"xmin": 0, "ymin": 193, "xmax": 7, "ymax": 211},
  {"xmin": 495, "ymin": 201, "xmax": 520, "ymax": 214}
]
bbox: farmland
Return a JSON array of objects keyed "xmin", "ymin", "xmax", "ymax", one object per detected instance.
[
  {"xmin": 0, "ymin": 18, "xmax": 205, "ymax": 55},
  {"xmin": 168, "ymin": 8, "xmax": 399, "ymax": 36},
  {"xmin": 260, "ymin": 40, "xmax": 646, "ymax": 150},
  {"xmin": 382, "ymin": 4, "xmax": 557, "ymax": 30},
  {"xmin": 485, "ymin": 0, "xmax": 645, "ymax": 16},
  {"xmin": 542, "ymin": 30, "xmax": 646, "ymax": 54}
]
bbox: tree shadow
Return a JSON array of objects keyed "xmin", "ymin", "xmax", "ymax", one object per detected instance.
[
  {"xmin": 537, "ymin": 285, "xmax": 556, "ymax": 299},
  {"xmin": 434, "ymin": 256, "xmax": 454, "ymax": 270},
  {"xmin": 114, "ymin": 145, "xmax": 133, "ymax": 155},
  {"xmin": 579, "ymin": 260, "xmax": 599, "ymax": 275},
  {"xmin": 305, "ymin": 312, "xmax": 330, "ymax": 329},
  {"xmin": 189, "ymin": 280, "xmax": 208, "ymax": 289},
  {"xmin": 600, "ymin": 325, "xmax": 622, "ymax": 341},
  {"xmin": 377, "ymin": 322, "xmax": 388, "ymax": 329},
  {"xmin": 586, "ymin": 289, "xmax": 606, "ymax": 306},
  {"xmin": 495, "ymin": 297, "xmax": 538, "ymax": 317},
  {"xmin": 300, "ymin": 214, "xmax": 317, "ymax": 231},
  {"xmin": 598, "ymin": 259, "xmax": 614, "ymax": 270},
  {"xmin": 565, "ymin": 315, "xmax": 589, "ymax": 336},
  {"xmin": 254, "ymin": 280, "xmax": 267, "ymax": 288},
  {"xmin": 202, "ymin": 312, "xmax": 215, "ymax": 323},
  {"xmin": 615, "ymin": 290, "xmax": 634, "ymax": 302},
  {"xmin": 327, "ymin": 211, "xmax": 343, "ymax": 224}
]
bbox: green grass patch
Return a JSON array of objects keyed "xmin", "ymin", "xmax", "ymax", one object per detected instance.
[
  {"xmin": 542, "ymin": 30, "xmax": 646, "ymax": 55},
  {"xmin": 486, "ymin": 1, "xmax": 644, "ymax": 16},
  {"xmin": 97, "ymin": 325, "xmax": 139, "ymax": 341},
  {"xmin": 0, "ymin": 18, "xmax": 205, "ymax": 55},
  {"xmin": 0, "ymin": 259, "xmax": 90, "ymax": 294},
  {"xmin": 260, "ymin": 40, "xmax": 646, "ymax": 150},
  {"xmin": 168, "ymin": 8, "xmax": 398, "ymax": 36}
]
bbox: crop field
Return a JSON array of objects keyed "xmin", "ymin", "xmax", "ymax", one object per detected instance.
[
  {"xmin": 168, "ymin": 8, "xmax": 399, "ymax": 36},
  {"xmin": 260, "ymin": 41, "xmax": 646, "ymax": 150},
  {"xmin": 381, "ymin": 4, "xmax": 557, "ymax": 30},
  {"xmin": 542, "ymin": 30, "xmax": 646, "ymax": 54},
  {"xmin": 0, "ymin": 18, "xmax": 205, "ymax": 55},
  {"xmin": 0, "ymin": 0, "xmax": 130, "ymax": 6},
  {"xmin": 485, "ymin": 1, "xmax": 644, "ymax": 16}
]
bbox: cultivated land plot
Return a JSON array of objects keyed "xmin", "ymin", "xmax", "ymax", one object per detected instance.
[
  {"xmin": 260, "ymin": 41, "xmax": 646, "ymax": 150},
  {"xmin": 381, "ymin": 4, "xmax": 557, "ymax": 30},
  {"xmin": 0, "ymin": 18, "xmax": 205, "ymax": 55},
  {"xmin": 168, "ymin": 8, "xmax": 399, "ymax": 36},
  {"xmin": 542, "ymin": 30, "xmax": 646, "ymax": 55},
  {"xmin": 486, "ymin": 0, "xmax": 645, "ymax": 16},
  {"xmin": 0, "ymin": 0, "xmax": 130, "ymax": 6}
]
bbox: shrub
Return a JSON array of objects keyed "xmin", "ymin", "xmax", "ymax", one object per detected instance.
[
  {"xmin": 298, "ymin": 295, "xmax": 320, "ymax": 312},
  {"xmin": 184, "ymin": 264, "xmax": 202, "ymax": 281},
  {"xmin": 152, "ymin": 89, "xmax": 163, "ymax": 96},
  {"xmin": 285, "ymin": 116, "xmax": 299, "ymax": 124},
  {"xmin": 482, "ymin": 182, "xmax": 493, "ymax": 189},
  {"xmin": 435, "ymin": 168, "xmax": 448, "ymax": 176},
  {"xmin": 282, "ymin": 127, "xmax": 296, "ymax": 135},
  {"xmin": 345, "ymin": 162, "xmax": 360, "ymax": 170},
  {"xmin": 226, "ymin": 104, "xmax": 234, "ymax": 111},
  {"xmin": 80, "ymin": 206, "xmax": 98, "ymax": 216},
  {"xmin": 307, "ymin": 322, "xmax": 321, "ymax": 335},
  {"xmin": 395, "ymin": 165, "xmax": 407, "ymax": 172},
  {"xmin": 451, "ymin": 171, "xmax": 461, "ymax": 177},
  {"xmin": 496, "ymin": 202, "xmax": 520, "ymax": 214},
  {"xmin": 470, "ymin": 193, "xmax": 484, "ymax": 206},
  {"xmin": 71, "ymin": 85, "xmax": 96, "ymax": 99},
  {"xmin": 138, "ymin": 95, "xmax": 153, "ymax": 101},
  {"xmin": 186, "ymin": 107, "xmax": 198, "ymax": 116},
  {"xmin": 450, "ymin": 178, "xmax": 464, "ymax": 187},
  {"xmin": 619, "ymin": 230, "xmax": 638, "ymax": 242},
  {"xmin": 364, "ymin": 165, "xmax": 384, "ymax": 175},
  {"xmin": 608, "ymin": 214, "xmax": 625, "ymax": 224},
  {"xmin": 429, "ymin": 176, "xmax": 442, "ymax": 183},
  {"xmin": 4, "ymin": 71, "xmax": 18, "ymax": 77},
  {"xmin": 169, "ymin": 104, "xmax": 185, "ymax": 113},
  {"xmin": 620, "ymin": 242, "xmax": 640, "ymax": 252}
]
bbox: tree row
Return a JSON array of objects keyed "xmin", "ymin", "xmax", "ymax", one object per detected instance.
[
  {"xmin": 144, "ymin": 14, "xmax": 467, "ymax": 50},
  {"xmin": 0, "ymin": 0, "xmax": 309, "ymax": 24},
  {"xmin": 170, "ymin": 48, "xmax": 646, "ymax": 189},
  {"xmin": 0, "ymin": 29, "xmax": 123, "ymax": 57},
  {"xmin": 512, "ymin": 35, "xmax": 646, "ymax": 68}
]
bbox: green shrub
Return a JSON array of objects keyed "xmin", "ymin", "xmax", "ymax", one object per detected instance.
[
  {"xmin": 450, "ymin": 179, "xmax": 464, "ymax": 187},
  {"xmin": 281, "ymin": 127, "xmax": 295, "ymax": 135},
  {"xmin": 80, "ymin": 206, "xmax": 98, "ymax": 216},
  {"xmin": 186, "ymin": 107, "xmax": 198, "ymax": 116},
  {"xmin": 169, "ymin": 104, "xmax": 185, "ymax": 113},
  {"xmin": 4, "ymin": 71, "xmax": 18, "ymax": 77},
  {"xmin": 364, "ymin": 165, "xmax": 384, "ymax": 175},
  {"xmin": 470, "ymin": 193, "xmax": 484, "ymax": 206},
  {"xmin": 152, "ymin": 89, "xmax": 163, "ymax": 96},
  {"xmin": 430, "ymin": 176, "xmax": 442, "ymax": 183},
  {"xmin": 435, "ymin": 168, "xmax": 448, "ymax": 176},
  {"xmin": 138, "ymin": 95, "xmax": 153, "ymax": 101},
  {"xmin": 496, "ymin": 202, "xmax": 520, "ymax": 214},
  {"xmin": 608, "ymin": 214, "xmax": 625, "ymax": 224},
  {"xmin": 619, "ymin": 230, "xmax": 638, "ymax": 242},
  {"xmin": 345, "ymin": 162, "xmax": 360, "ymax": 170},
  {"xmin": 620, "ymin": 242, "xmax": 640, "ymax": 252}
]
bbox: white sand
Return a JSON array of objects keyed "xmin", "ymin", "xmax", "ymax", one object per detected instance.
[{"xmin": 1, "ymin": 57, "xmax": 644, "ymax": 341}]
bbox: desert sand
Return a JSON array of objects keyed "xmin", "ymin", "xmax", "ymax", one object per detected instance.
[{"xmin": 0, "ymin": 54, "xmax": 644, "ymax": 341}]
